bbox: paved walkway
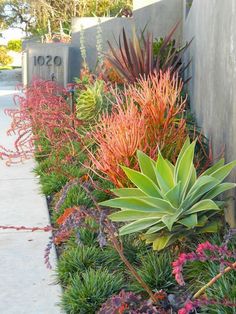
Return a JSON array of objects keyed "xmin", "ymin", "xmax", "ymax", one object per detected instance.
[{"xmin": 0, "ymin": 70, "xmax": 62, "ymax": 314}]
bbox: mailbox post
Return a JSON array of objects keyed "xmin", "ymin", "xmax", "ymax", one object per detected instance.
[{"xmin": 22, "ymin": 43, "xmax": 80, "ymax": 87}]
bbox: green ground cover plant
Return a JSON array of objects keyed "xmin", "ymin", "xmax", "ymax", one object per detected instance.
[{"xmin": 0, "ymin": 46, "xmax": 13, "ymax": 66}]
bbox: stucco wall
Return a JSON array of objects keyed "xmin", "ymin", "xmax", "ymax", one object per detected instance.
[
  {"xmin": 71, "ymin": 0, "xmax": 183, "ymax": 69},
  {"xmin": 183, "ymin": 0, "xmax": 236, "ymax": 225}
]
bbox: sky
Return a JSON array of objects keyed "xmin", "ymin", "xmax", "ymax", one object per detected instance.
[{"xmin": 0, "ymin": 28, "xmax": 25, "ymax": 45}]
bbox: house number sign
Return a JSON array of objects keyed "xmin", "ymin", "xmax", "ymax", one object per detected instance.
[{"xmin": 33, "ymin": 55, "xmax": 63, "ymax": 66}]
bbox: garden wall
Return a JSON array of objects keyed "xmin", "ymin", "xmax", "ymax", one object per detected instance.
[
  {"xmin": 183, "ymin": 0, "xmax": 236, "ymax": 226},
  {"xmin": 71, "ymin": 0, "xmax": 183, "ymax": 69}
]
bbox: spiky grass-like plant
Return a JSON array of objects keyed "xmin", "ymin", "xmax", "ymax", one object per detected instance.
[
  {"xmin": 130, "ymin": 251, "xmax": 175, "ymax": 294},
  {"xmin": 57, "ymin": 246, "xmax": 104, "ymax": 286},
  {"xmin": 61, "ymin": 269, "xmax": 124, "ymax": 314},
  {"xmin": 106, "ymin": 23, "xmax": 190, "ymax": 83}
]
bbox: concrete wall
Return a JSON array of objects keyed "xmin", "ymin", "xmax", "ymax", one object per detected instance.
[
  {"xmin": 183, "ymin": 0, "xmax": 236, "ymax": 226},
  {"xmin": 71, "ymin": 0, "xmax": 183, "ymax": 69}
]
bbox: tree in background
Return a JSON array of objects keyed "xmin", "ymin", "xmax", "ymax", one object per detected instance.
[
  {"xmin": 0, "ymin": 0, "xmax": 34, "ymax": 35},
  {"xmin": 0, "ymin": 0, "xmax": 132, "ymax": 36},
  {"xmin": 0, "ymin": 45, "xmax": 13, "ymax": 65},
  {"xmin": 7, "ymin": 39, "xmax": 22, "ymax": 52}
]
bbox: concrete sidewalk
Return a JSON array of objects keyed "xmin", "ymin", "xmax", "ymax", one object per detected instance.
[{"xmin": 0, "ymin": 70, "xmax": 62, "ymax": 314}]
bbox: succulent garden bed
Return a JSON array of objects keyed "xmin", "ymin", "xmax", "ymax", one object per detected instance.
[{"xmin": 1, "ymin": 24, "xmax": 236, "ymax": 314}]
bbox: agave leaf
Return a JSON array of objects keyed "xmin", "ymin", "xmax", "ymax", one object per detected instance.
[
  {"xmin": 183, "ymin": 176, "xmax": 220, "ymax": 209},
  {"xmin": 164, "ymin": 182, "xmax": 181, "ymax": 208},
  {"xmin": 187, "ymin": 165, "xmax": 197, "ymax": 193},
  {"xmin": 145, "ymin": 222, "xmax": 166, "ymax": 234},
  {"xmin": 119, "ymin": 218, "xmax": 159, "ymax": 235},
  {"xmin": 186, "ymin": 175, "xmax": 218, "ymax": 197},
  {"xmin": 162, "ymin": 210, "xmax": 182, "ymax": 231},
  {"xmin": 140, "ymin": 197, "xmax": 176, "ymax": 213},
  {"xmin": 185, "ymin": 199, "xmax": 220, "ymax": 215},
  {"xmin": 152, "ymin": 234, "xmax": 174, "ymax": 251},
  {"xmin": 174, "ymin": 139, "xmax": 196, "ymax": 199},
  {"xmin": 100, "ymin": 197, "xmax": 173, "ymax": 213},
  {"xmin": 165, "ymin": 159, "xmax": 175, "ymax": 173},
  {"xmin": 178, "ymin": 214, "xmax": 198, "ymax": 228},
  {"xmin": 112, "ymin": 188, "xmax": 146, "ymax": 197},
  {"xmin": 155, "ymin": 151, "xmax": 174, "ymax": 193},
  {"xmin": 201, "ymin": 158, "xmax": 225, "ymax": 176},
  {"xmin": 204, "ymin": 182, "xmax": 236, "ymax": 199},
  {"xmin": 141, "ymin": 233, "xmax": 158, "ymax": 244},
  {"xmin": 137, "ymin": 150, "xmax": 157, "ymax": 184},
  {"xmin": 210, "ymin": 161, "xmax": 236, "ymax": 182},
  {"xmin": 109, "ymin": 210, "xmax": 163, "ymax": 222},
  {"xmin": 196, "ymin": 215, "xmax": 208, "ymax": 227},
  {"xmin": 121, "ymin": 166, "xmax": 162, "ymax": 197},
  {"xmin": 174, "ymin": 136, "xmax": 190, "ymax": 171},
  {"xmin": 198, "ymin": 220, "xmax": 221, "ymax": 233},
  {"xmin": 100, "ymin": 197, "xmax": 158, "ymax": 212}
]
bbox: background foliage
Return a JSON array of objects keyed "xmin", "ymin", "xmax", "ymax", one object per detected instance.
[{"xmin": 0, "ymin": 0, "xmax": 132, "ymax": 35}]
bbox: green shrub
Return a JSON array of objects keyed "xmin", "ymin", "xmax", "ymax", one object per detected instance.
[
  {"xmin": 101, "ymin": 235, "xmax": 146, "ymax": 272},
  {"xmin": 61, "ymin": 268, "xmax": 124, "ymax": 314},
  {"xmin": 130, "ymin": 251, "xmax": 175, "ymax": 294},
  {"xmin": 39, "ymin": 172, "xmax": 68, "ymax": 195},
  {"xmin": 7, "ymin": 39, "xmax": 22, "ymax": 52},
  {"xmin": 57, "ymin": 246, "xmax": 104, "ymax": 286},
  {"xmin": 0, "ymin": 46, "xmax": 13, "ymax": 66}
]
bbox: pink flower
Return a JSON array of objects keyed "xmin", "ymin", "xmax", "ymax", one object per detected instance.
[
  {"xmin": 178, "ymin": 301, "xmax": 195, "ymax": 314},
  {"xmin": 172, "ymin": 252, "xmax": 197, "ymax": 285},
  {"xmin": 196, "ymin": 241, "xmax": 215, "ymax": 254}
]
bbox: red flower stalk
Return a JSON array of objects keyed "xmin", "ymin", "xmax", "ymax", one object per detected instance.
[
  {"xmin": 172, "ymin": 241, "xmax": 236, "ymax": 286},
  {"xmin": 179, "ymin": 298, "xmax": 236, "ymax": 314},
  {"xmin": 0, "ymin": 80, "xmax": 82, "ymax": 164}
]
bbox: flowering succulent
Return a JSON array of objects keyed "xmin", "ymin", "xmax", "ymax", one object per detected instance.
[
  {"xmin": 100, "ymin": 138, "xmax": 236, "ymax": 250},
  {"xmin": 76, "ymin": 80, "xmax": 105, "ymax": 122},
  {"xmin": 179, "ymin": 298, "xmax": 236, "ymax": 314},
  {"xmin": 172, "ymin": 240, "xmax": 236, "ymax": 286}
]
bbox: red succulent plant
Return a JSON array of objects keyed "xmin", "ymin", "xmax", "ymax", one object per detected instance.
[{"xmin": 87, "ymin": 71, "xmax": 187, "ymax": 187}]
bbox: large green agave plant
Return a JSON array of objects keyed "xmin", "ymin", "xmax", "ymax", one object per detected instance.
[{"xmin": 100, "ymin": 138, "xmax": 236, "ymax": 250}]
